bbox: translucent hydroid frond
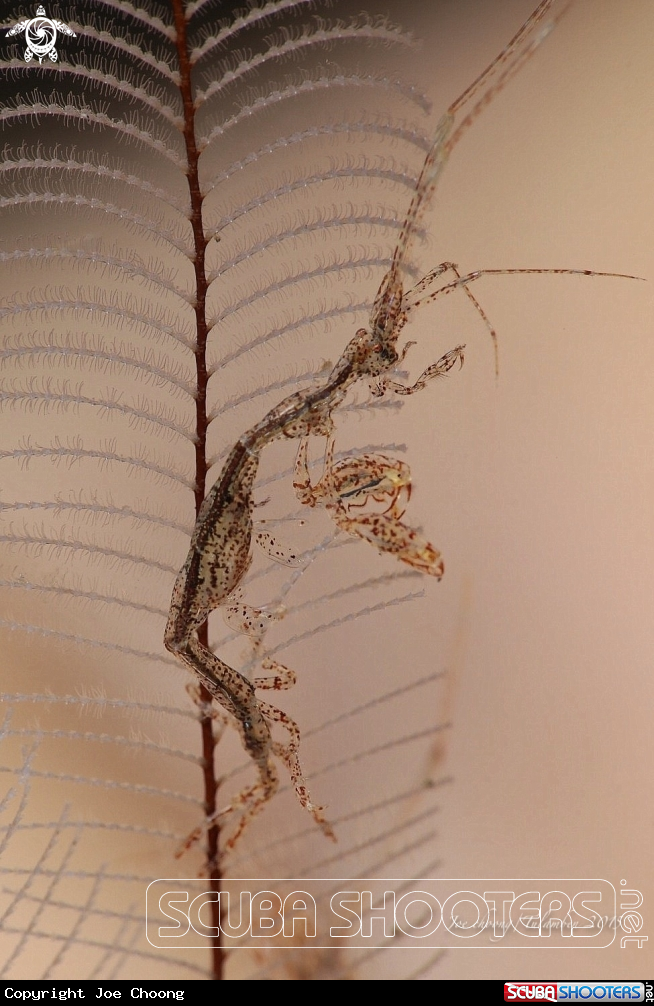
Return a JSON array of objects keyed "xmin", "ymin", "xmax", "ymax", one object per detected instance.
[
  {"xmin": 0, "ymin": 692, "xmax": 196, "ymax": 720},
  {"xmin": 0, "ymin": 152, "xmax": 188, "ymax": 213},
  {"xmin": 0, "ymin": 378, "xmax": 194, "ymax": 442},
  {"xmin": 208, "ymin": 299, "xmax": 369, "ymax": 371},
  {"xmin": 0, "ymin": 332, "xmax": 195, "ymax": 396},
  {"xmin": 206, "ymin": 161, "xmax": 419, "ymax": 237},
  {"xmin": 0, "ymin": 759, "xmax": 200, "ymax": 805},
  {"xmin": 186, "ymin": 0, "xmax": 318, "ymax": 36},
  {"xmin": 67, "ymin": 19, "xmax": 178, "ymax": 78},
  {"xmin": 203, "ymin": 119, "xmax": 431, "ymax": 195},
  {"xmin": 0, "ymin": 246, "xmax": 193, "ymax": 302},
  {"xmin": 0, "ymin": 192, "xmax": 192, "ymax": 252},
  {"xmin": 0, "ymin": 619, "xmax": 172, "ymax": 666},
  {"xmin": 0, "ymin": 438, "xmax": 193, "ymax": 489},
  {"xmin": 193, "ymin": 18, "xmax": 415, "ymax": 81},
  {"xmin": 208, "ymin": 251, "xmax": 400, "ymax": 329},
  {"xmin": 0, "ymin": 293, "xmax": 195, "ymax": 349},
  {"xmin": 0, "ymin": 526, "xmax": 180, "ymax": 573},
  {"xmin": 199, "ymin": 72, "xmax": 430, "ymax": 149},
  {"xmin": 207, "ymin": 207, "xmax": 425, "ymax": 281},
  {"xmin": 0, "ymin": 575, "xmax": 168, "ymax": 620},
  {"xmin": 2, "ymin": 722, "xmax": 199, "ymax": 764},
  {"xmin": 72, "ymin": 1, "xmax": 175, "ymax": 41},
  {"xmin": 2, "ymin": 59, "xmax": 182, "ymax": 127},
  {"xmin": 0, "ymin": 97, "xmax": 186, "ymax": 168},
  {"xmin": 0, "ymin": 497, "xmax": 192, "ymax": 536}
]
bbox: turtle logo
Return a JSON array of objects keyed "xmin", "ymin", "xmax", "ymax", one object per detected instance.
[{"xmin": 6, "ymin": 5, "xmax": 77, "ymax": 64}]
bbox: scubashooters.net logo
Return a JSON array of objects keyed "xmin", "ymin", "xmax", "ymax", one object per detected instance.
[
  {"xmin": 504, "ymin": 984, "xmax": 646, "ymax": 1002},
  {"xmin": 146, "ymin": 878, "xmax": 625, "ymax": 950},
  {"xmin": 5, "ymin": 5, "xmax": 77, "ymax": 63}
]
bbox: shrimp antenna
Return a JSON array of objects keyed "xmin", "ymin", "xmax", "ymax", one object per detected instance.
[{"xmin": 394, "ymin": 0, "xmax": 565, "ymax": 285}]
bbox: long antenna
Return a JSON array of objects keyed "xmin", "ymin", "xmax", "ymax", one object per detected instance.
[{"xmin": 392, "ymin": 0, "xmax": 562, "ymax": 286}]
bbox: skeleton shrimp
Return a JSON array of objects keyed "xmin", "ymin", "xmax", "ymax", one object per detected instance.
[
  {"xmin": 164, "ymin": 327, "xmax": 468, "ymax": 851},
  {"xmin": 165, "ymin": 0, "xmax": 637, "ymax": 853}
]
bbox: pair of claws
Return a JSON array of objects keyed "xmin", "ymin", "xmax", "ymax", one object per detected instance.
[{"xmin": 293, "ymin": 434, "xmax": 447, "ymax": 580}]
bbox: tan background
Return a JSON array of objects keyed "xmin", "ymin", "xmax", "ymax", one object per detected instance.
[{"xmin": 393, "ymin": 0, "xmax": 654, "ymax": 981}]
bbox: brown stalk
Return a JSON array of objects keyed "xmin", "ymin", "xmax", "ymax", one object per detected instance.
[{"xmin": 172, "ymin": 0, "xmax": 223, "ymax": 981}]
